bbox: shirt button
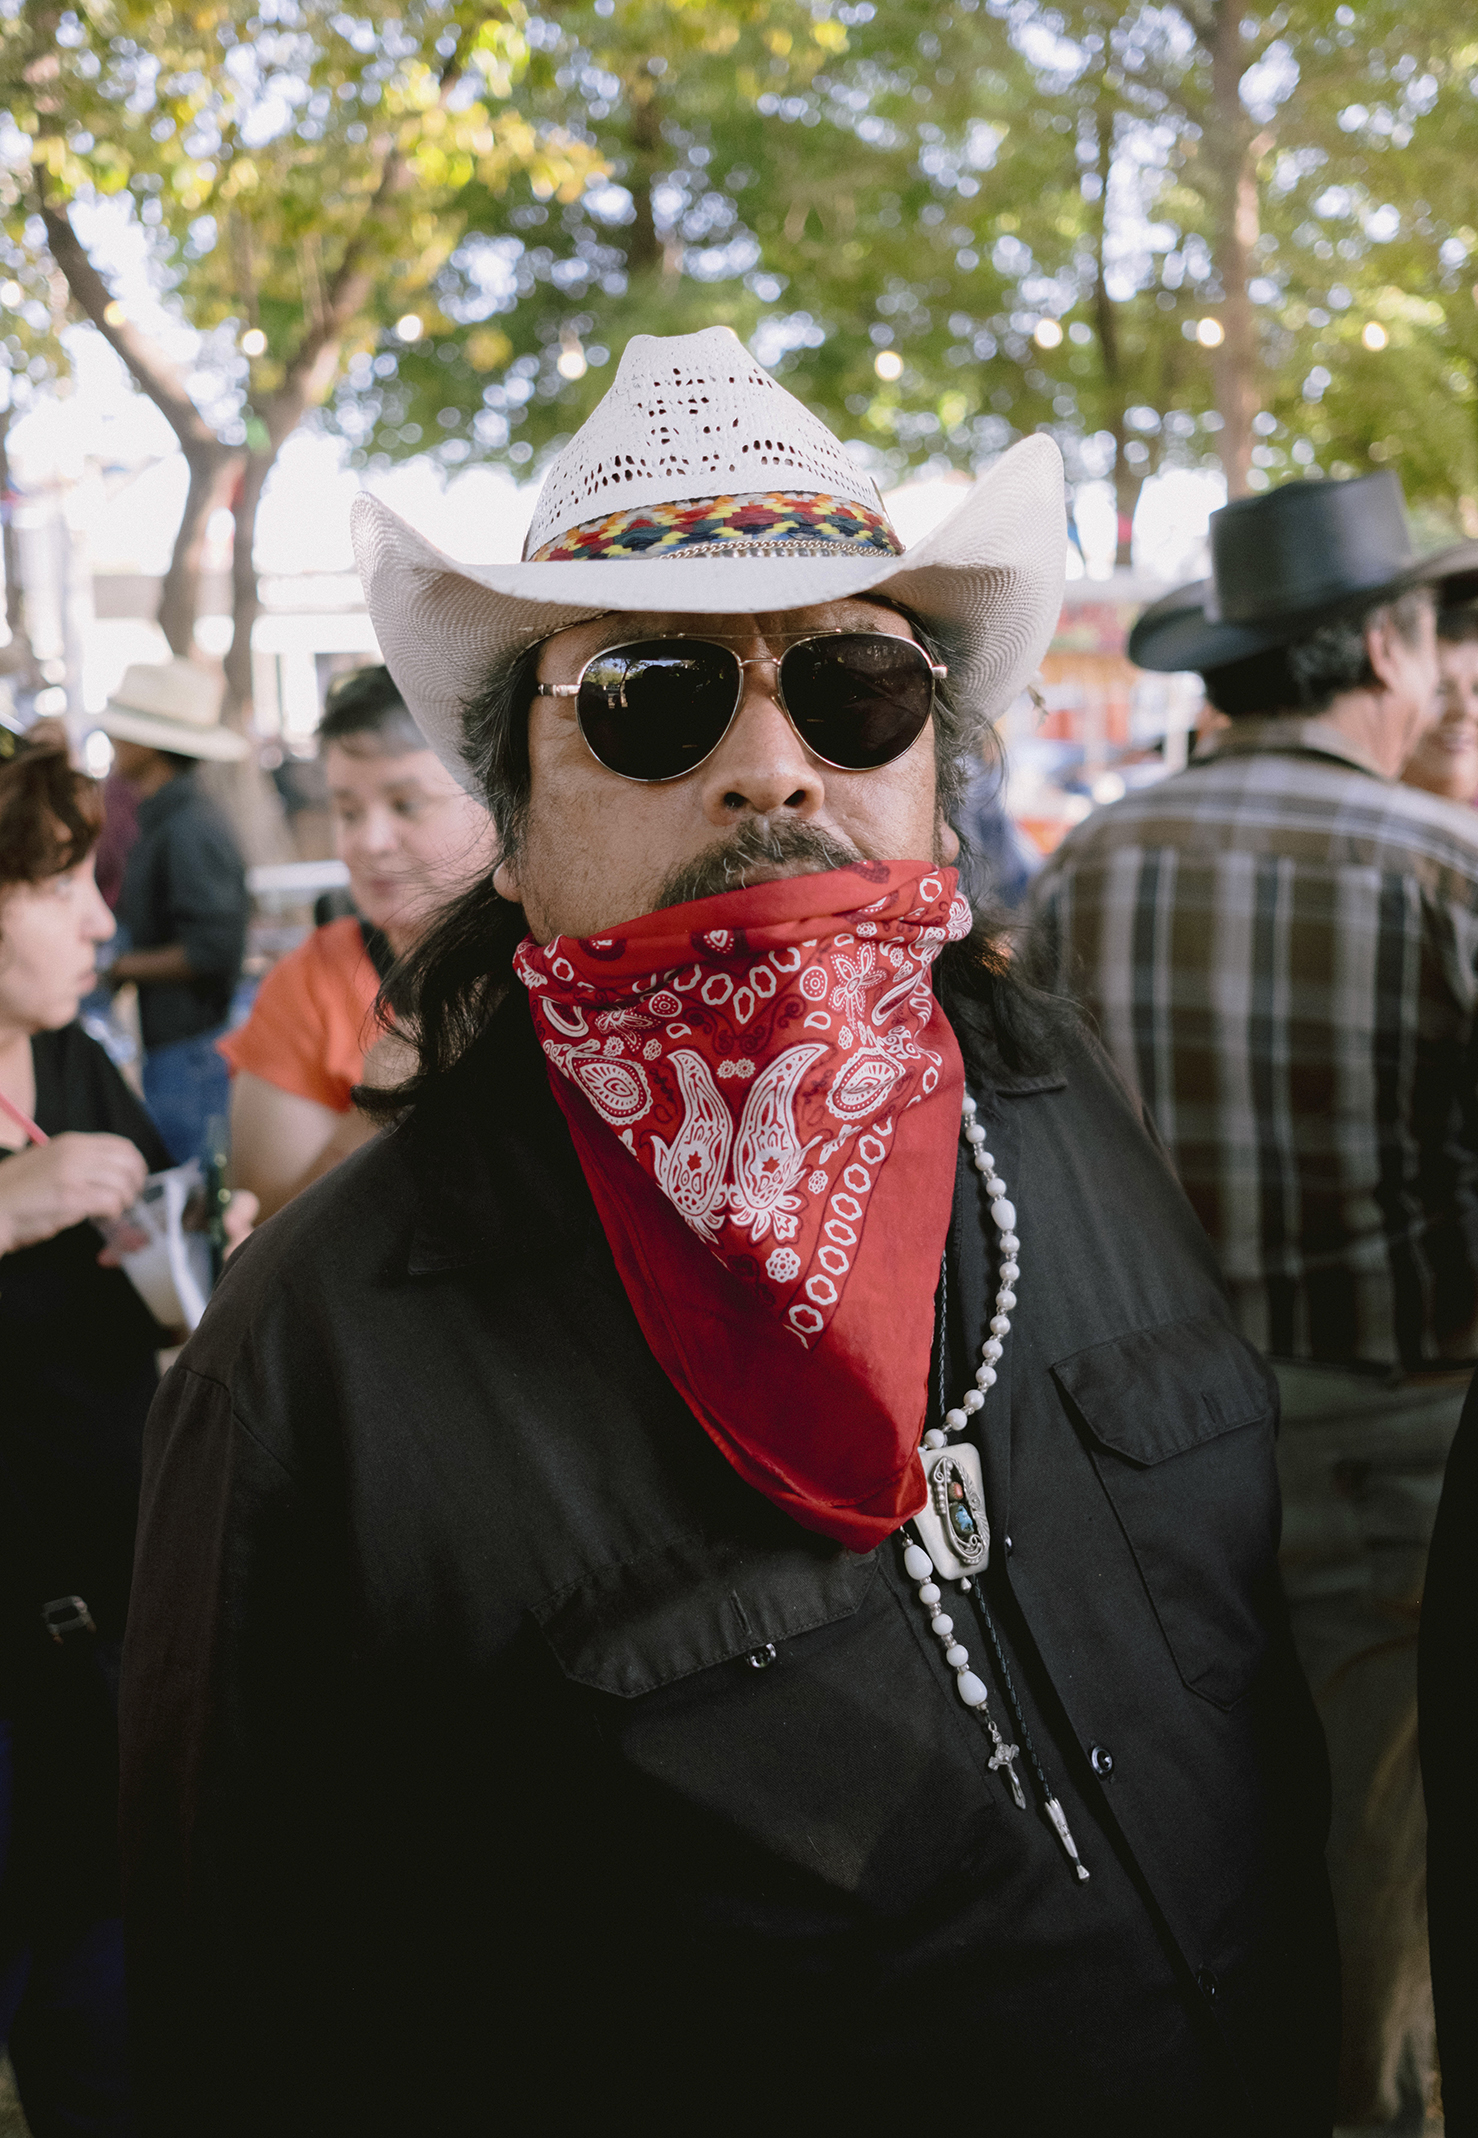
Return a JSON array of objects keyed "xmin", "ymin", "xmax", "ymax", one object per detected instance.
[
  {"xmin": 745, "ymin": 1644, "xmax": 778, "ymax": 1670},
  {"xmin": 1090, "ymin": 1743, "xmax": 1115, "ymax": 1779},
  {"xmin": 1196, "ymin": 1967, "xmax": 1219, "ymax": 2001}
]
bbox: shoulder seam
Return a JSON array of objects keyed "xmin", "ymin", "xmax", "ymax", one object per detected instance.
[{"xmin": 168, "ymin": 1361, "xmax": 300, "ymax": 1481}]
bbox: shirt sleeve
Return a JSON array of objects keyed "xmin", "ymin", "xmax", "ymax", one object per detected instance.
[
  {"xmin": 162, "ymin": 809, "xmax": 248, "ymax": 983},
  {"xmin": 218, "ymin": 940, "xmax": 349, "ymax": 1111}
]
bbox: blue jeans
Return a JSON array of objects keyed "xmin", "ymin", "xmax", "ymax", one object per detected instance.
[
  {"xmin": 142, "ymin": 1027, "xmax": 231, "ymax": 1171},
  {"xmin": 0, "ymin": 1716, "xmax": 132, "ymax": 2137}
]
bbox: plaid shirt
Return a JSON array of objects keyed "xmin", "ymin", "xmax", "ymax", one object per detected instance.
[{"xmin": 1031, "ymin": 718, "xmax": 1478, "ymax": 1369}]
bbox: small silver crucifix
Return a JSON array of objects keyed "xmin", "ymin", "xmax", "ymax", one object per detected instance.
[{"xmin": 987, "ymin": 1725, "xmax": 1027, "ymax": 1810}]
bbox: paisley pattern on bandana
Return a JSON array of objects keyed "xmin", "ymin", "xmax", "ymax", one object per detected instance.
[
  {"xmin": 527, "ymin": 490, "xmax": 903, "ymax": 563},
  {"xmin": 515, "ymin": 864, "xmax": 972, "ymax": 1551},
  {"xmin": 518, "ymin": 867, "xmax": 969, "ymax": 1347}
]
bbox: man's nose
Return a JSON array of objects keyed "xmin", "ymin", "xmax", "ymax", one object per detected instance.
[{"xmin": 694, "ymin": 661, "xmax": 825, "ymax": 822}]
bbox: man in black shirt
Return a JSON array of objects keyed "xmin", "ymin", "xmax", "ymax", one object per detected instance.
[
  {"xmin": 122, "ymin": 330, "xmax": 1338, "ymax": 2135},
  {"xmin": 98, "ymin": 662, "xmax": 250, "ymax": 1168}
]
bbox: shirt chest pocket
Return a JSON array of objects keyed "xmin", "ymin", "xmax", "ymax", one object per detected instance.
[
  {"xmin": 1051, "ymin": 1316, "xmax": 1281, "ymax": 1710},
  {"xmin": 532, "ymin": 1531, "xmax": 878, "ymax": 1697},
  {"xmin": 530, "ymin": 1534, "xmax": 1005, "ymax": 1912}
]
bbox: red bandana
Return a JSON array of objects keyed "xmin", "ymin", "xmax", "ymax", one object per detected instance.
[{"xmin": 515, "ymin": 862, "xmax": 971, "ymax": 1549}]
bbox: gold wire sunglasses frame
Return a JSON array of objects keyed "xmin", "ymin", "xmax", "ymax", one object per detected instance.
[{"xmin": 533, "ymin": 630, "xmax": 948, "ymax": 784}]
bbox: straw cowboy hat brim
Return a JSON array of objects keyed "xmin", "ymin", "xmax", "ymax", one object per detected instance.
[
  {"xmin": 351, "ymin": 432, "xmax": 1066, "ymax": 794},
  {"xmin": 94, "ymin": 700, "xmax": 251, "ymax": 761},
  {"xmin": 96, "ymin": 662, "xmax": 251, "ymax": 761}
]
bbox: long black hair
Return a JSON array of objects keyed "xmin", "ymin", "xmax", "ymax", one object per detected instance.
[{"xmin": 358, "ymin": 613, "xmax": 1064, "ymax": 1118}]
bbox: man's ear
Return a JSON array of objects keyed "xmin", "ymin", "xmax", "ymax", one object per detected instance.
[
  {"xmin": 936, "ymin": 813, "xmax": 961, "ymax": 865},
  {"xmin": 1366, "ymin": 597, "xmax": 1434, "ymax": 694},
  {"xmin": 493, "ymin": 855, "xmax": 522, "ymax": 901},
  {"xmin": 1365, "ymin": 612, "xmax": 1402, "ymax": 694}
]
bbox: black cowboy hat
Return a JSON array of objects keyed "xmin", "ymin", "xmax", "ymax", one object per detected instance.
[{"xmin": 1129, "ymin": 470, "xmax": 1478, "ymax": 674}]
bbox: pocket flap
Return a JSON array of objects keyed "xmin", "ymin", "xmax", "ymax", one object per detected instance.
[
  {"xmin": 1051, "ymin": 1315, "xmax": 1280, "ymax": 1709},
  {"xmin": 1051, "ymin": 1315, "xmax": 1275, "ymax": 1466},
  {"xmin": 535, "ymin": 1532, "xmax": 878, "ymax": 1698}
]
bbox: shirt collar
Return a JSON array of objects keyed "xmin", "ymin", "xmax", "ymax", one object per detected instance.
[{"xmin": 1200, "ymin": 714, "xmax": 1390, "ymax": 782}]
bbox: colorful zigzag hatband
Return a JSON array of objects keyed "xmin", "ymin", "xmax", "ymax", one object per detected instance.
[{"xmin": 527, "ymin": 491, "xmax": 904, "ymax": 563}]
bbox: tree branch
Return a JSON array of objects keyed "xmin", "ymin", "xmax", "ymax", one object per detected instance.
[
  {"xmin": 37, "ymin": 197, "xmax": 223, "ymax": 455},
  {"xmin": 264, "ymin": 17, "xmax": 483, "ymax": 442}
]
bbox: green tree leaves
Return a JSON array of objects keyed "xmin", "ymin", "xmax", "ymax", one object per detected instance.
[{"xmin": 5, "ymin": 0, "xmax": 1478, "ymax": 595}]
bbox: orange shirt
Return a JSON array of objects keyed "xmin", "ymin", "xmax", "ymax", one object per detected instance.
[{"xmin": 218, "ymin": 917, "xmax": 382, "ymax": 1113}]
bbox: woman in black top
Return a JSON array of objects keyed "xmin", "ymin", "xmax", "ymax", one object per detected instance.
[{"xmin": 0, "ymin": 739, "xmax": 171, "ymax": 2136}]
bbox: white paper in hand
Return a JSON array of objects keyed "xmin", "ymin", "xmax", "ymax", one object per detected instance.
[{"xmin": 111, "ymin": 1160, "xmax": 214, "ymax": 1333}]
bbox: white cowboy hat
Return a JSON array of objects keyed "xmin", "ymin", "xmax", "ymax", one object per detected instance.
[
  {"xmin": 350, "ymin": 325, "xmax": 1066, "ymax": 790},
  {"xmin": 95, "ymin": 660, "xmax": 251, "ymax": 762}
]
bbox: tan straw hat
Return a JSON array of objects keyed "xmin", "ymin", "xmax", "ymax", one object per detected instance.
[
  {"xmin": 96, "ymin": 660, "xmax": 251, "ymax": 762},
  {"xmin": 350, "ymin": 324, "xmax": 1066, "ymax": 790}
]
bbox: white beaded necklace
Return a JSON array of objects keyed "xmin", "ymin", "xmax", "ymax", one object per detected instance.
[{"xmin": 897, "ymin": 1089, "xmax": 1090, "ymax": 1883}]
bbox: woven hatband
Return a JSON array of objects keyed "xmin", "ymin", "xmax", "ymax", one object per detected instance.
[{"xmin": 527, "ymin": 490, "xmax": 904, "ymax": 564}]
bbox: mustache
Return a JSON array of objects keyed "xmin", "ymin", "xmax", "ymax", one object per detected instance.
[{"xmin": 654, "ymin": 819, "xmax": 864, "ymax": 910}]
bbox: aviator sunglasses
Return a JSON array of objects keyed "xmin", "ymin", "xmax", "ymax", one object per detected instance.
[{"xmin": 533, "ymin": 631, "xmax": 946, "ymax": 784}]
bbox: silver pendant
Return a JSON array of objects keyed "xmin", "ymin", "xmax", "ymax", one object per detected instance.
[{"xmin": 913, "ymin": 1441, "xmax": 989, "ymax": 1581}]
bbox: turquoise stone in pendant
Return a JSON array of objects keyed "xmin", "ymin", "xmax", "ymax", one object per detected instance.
[{"xmin": 914, "ymin": 1443, "xmax": 990, "ymax": 1579}]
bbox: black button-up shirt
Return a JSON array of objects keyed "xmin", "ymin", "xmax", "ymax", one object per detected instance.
[
  {"xmin": 116, "ymin": 770, "xmax": 248, "ymax": 1049},
  {"xmin": 120, "ymin": 986, "xmax": 1338, "ymax": 2136}
]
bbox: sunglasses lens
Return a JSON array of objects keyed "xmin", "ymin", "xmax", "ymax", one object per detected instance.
[
  {"xmin": 577, "ymin": 640, "xmax": 740, "ymax": 780},
  {"xmin": 780, "ymin": 634, "xmax": 935, "ymax": 770}
]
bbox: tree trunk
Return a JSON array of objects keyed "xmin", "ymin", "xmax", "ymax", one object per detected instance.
[
  {"xmin": 1208, "ymin": 2, "xmax": 1260, "ymax": 500},
  {"xmin": 198, "ymin": 447, "xmax": 292, "ymax": 869},
  {"xmin": 627, "ymin": 78, "xmax": 665, "ymax": 278},
  {"xmin": 157, "ymin": 442, "xmax": 242, "ymax": 658},
  {"xmin": 221, "ymin": 447, "xmax": 273, "ymax": 729},
  {"xmin": 1113, "ymin": 446, "xmax": 1146, "ymax": 571},
  {"xmin": 0, "ymin": 411, "xmax": 43, "ymax": 689},
  {"xmin": 1086, "ymin": 95, "xmax": 1141, "ymax": 570}
]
